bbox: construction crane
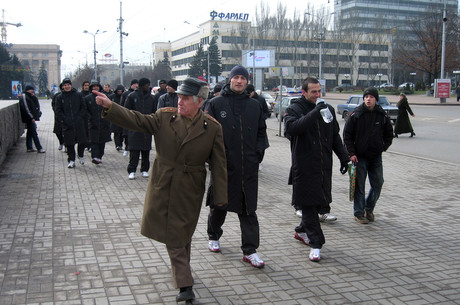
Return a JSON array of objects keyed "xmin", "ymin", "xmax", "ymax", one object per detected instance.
[{"xmin": 1, "ymin": 9, "xmax": 22, "ymax": 43}]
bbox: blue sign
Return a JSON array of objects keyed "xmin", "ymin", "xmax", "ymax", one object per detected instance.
[{"xmin": 210, "ymin": 11, "xmax": 249, "ymax": 21}]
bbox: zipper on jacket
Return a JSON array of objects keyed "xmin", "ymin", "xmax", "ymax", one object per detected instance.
[{"xmin": 317, "ymin": 120, "xmax": 327, "ymax": 203}]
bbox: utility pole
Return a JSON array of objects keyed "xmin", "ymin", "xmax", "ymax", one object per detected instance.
[
  {"xmin": 1, "ymin": 9, "xmax": 22, "ymax": 43},
  {"xmin": 118, "ymin": 1, "xmax": 128, "ymax": 86},
  {"xmin": 440, "ymin": 0, "xmax": 447, "ymax": 103}
]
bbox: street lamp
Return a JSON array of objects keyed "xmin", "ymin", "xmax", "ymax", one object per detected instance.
[
  {"xmin": 376, "ymin": 73, "xmax": 383, "ymax": 88},
  {"xmin": 83, "ymin": 29, "xmax": 106, "ymax": 81}
]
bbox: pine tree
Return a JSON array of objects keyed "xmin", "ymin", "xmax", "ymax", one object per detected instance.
[
  {"xmin": 208, "ymin": 36, "xmax": 222, "ymax": 83},
  {"xmin": 38, "ymin": 64, "xmax": 48, "ymax": 95},
  {"xmin": 188, "ymin": 44, "xmax": 206, "ymax": 79}
]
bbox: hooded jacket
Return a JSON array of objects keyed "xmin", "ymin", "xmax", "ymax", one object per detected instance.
[
  {"xmin": 124, "ymin": 88, "xmax": 155, "ymax": 150},
  {"xmin": 85, "ymin": 82, "xmax": 112, "ymax": 143},
  {"xmin": 55, "ymin": 88, "xmax": 88, "ymax": 145}
]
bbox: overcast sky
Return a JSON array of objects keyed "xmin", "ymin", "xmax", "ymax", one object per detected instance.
[{"xmin": 2, "ymin": 0, "xmax": 331, "ymax": 78}]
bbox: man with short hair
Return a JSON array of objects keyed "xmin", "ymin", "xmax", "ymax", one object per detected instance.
[
  {"xmin": 93, "ymin": 77, "xmax": 227, "ymax": 303},
  {"xmin": 19, "ymin": 85, "xmax": 45, "ymax": 153},
  {"xmin": 109, "ymin": 85, "xmax": 125, "ymax": 151},
  {"xmin": 284, "ymin": 77, "xmax": 350, "ymax": 262},
  {"xmin": 55, "ymin": 78, "xmax": 88, "ymax": 168},
  {"xmin": 156, "ymin": 79, "xmax": 178, "ymax": 109},
  {"xmin": 343, "ymin": 87, "xmax": 393, "ymax": 224},
  {"xmin": 103, "ymin": 83, "xmax": 112, "ymax": 95},
  {"xmin": 120, "ymin": 79, "xmax": 138, "ymax": 156},
  {"xmin": 124, "ymin": 78, "xmax": 155, "ymax": 179},
  {"xmin": 80, "ymin": 81, "xmax": 91, "ymax": 98},
  {"xmin": 205, "ymin": 65, "xmax": 268, "ymax": 268},
  {"xmin": 152, "ymin": 79, "xmax": 167, "ymax": 109}
]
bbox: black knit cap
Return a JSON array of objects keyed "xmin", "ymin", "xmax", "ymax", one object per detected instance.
[
  {"xmin": 62, "ymin": 78, "xmax": 72, "ymax": 85},
  {"xmin": 363, "ymin": 87, "xmax": 379, "ymax": 101},
  {"xmin": 167, "ymin": 79, "xmax": 178, "ymax": 91},
  {"xmin": 229, "ymin": 64, "xmax": 249, "ymax": 81},
  {"xmin": 25, "ymin": 85, "xmax": 35, "ymax": 92},
  {"xmin": 130, "ymin": 79, "xmax": 139, "ymax": 86},
  {"xmin": 159, "ymin": 79, "xmax": 167, "ymax": 84}
]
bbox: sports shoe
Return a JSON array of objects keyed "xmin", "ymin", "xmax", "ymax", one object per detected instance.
[
  {"xmin": 354, "ymin": 216, "xmax": 370, "ymax": 224},
  {"xmin": 37, "ymin": 149, "xmax": 46, "ymax": 153},
  {"xmin": 365, "ymin": 211, "xmax": 375, "ymax": 222},
  {"xmin": 309, "ymin": 248, "xmax": 321, "ymax": 262},
  {"xmin": 67, "ymin": 161, "xmax": 75, "ymax": 168},
  {"xmin": 116, "ymin": 146, "xmax": 123, "ymax": 151},
  {"xmin": 128, "ymin": 172, "xmax": 136, "ymax": 180},
  {"xmin": 208, "ymin": 240, "xmax": 220, "ymax": 252},
  {"xmin": 176, "ymin": 286, "xmax": 195, "ymax": 302},
  {"xmin": 123, "ymin": 150, "xmax": 129, "ymax": 157},
  {"xmin": 27, "ymin": 149, "xmax": 36, "ymax": 152},
  {"xmin": 319, "ymin": 213, "xmax": 337, "ymax": 222},
  {"xmin": 92, "ymin": 158, "xmax": 102, "ymax": 164},
  {"xmin": 243, "ymin": 253, "xmax": 264, "ymax": 268},
  {"xmin": 79, "ymin": 157, "xmax": 85, "ymax": 165},
  {"xmin": 58, "ymin": 144, "xmax": 63, "ymax": 151},
  {"xmin": 141, "ymin": 171, "xmax": 149, "ymax": 178},
  {"xmin": 295, "ymin": 210, "xmax": 302, "ymax": 218},
  {"xmin": 294, "ymin": 232, "xmax": 310, "ymax": 246}
]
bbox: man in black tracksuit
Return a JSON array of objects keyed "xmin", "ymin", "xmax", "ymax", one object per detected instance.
[{"xmin": 343, "ymin": 87, "xmax": 393, "ymax": 224}]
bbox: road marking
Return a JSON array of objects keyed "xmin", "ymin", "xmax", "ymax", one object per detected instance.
[
  {"xmin": 448, "ymin": 118, "xmax": 460, "ymax": 123},
  {"xmin": 421, "ymin": 118, "xmax": 433, "ymax": 121}
]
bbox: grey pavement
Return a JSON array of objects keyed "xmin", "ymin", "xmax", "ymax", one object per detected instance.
[{"xmin": 0, "ymin": 99, "xmax": 459, "ymax": 305}]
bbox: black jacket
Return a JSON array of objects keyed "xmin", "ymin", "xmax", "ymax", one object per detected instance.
[
  {"xmin": 153, "ymin": 88, "xmax": 167, "ymax": 109},
  {"xmin": 55, "ymin": 88, "xmax": 88, "ymax": 145},
  {"xmin": 343, "ymin": 103, "xmax": 393, "ymax": 160},
  {"xmin": 19, "ymin": 92, "xmax": 41, "ymax": 123},
  {"xmin": 109, "ymin": 85, "xmax": 125, "ymax": 133},
  {"xmin": 205, "ymin": 84, "xmax": 268, "ymax": 214},
  {"xmin": 124, "ymin": 89, "xmax": 155, "ymax": 150},
  {"xmin": 284, "ymin": 96, "xmax": 349, "ymax": 208},
  {"xmin": 157, "ymin": 92, "xmax": 178, "ymax": 110},
  {"xmin": 85, "ymin": 85, "xmax": 112, "ymax": 144}
]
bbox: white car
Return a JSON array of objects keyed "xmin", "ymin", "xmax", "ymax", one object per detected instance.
[{"xmin": 398, "ymin": 82, "xmax": 415, "ymax": 89}]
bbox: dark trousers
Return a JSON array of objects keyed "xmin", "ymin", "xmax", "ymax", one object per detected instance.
[
  {"xmin": 55, "ymin": 132, "xmax": 64, "ymax": 145},
  {"xmin": 66, "ymin": 144, "xmax": 85, "ymax": 162},
  {"xmin": 207, "ymin": 206, "xmax": 260, "ymax": 255},
  {"xmin": 26, "ymin": 121, "xmax": 42, "ymax": 150},
  {"xmin": 113, "ymin": 132, "xmax": 123, "ymax": 148},
  {"xmin": 91, "ymin": 142, "xmax": 106, "ymax": 159},
  {"xmin": 296, "ymin": 205, "xmax": 325, "ymax": 249},
  {"xmin": 166, "ymin": 241, "xmax": 193, "ymax": 289},
  {"xmin": 354, "ymin": 155, "xmax": 384, "ymax": 217},
  {"xmin": 127, "ymin": 150, "xmax": 150, "ymax": 173}
]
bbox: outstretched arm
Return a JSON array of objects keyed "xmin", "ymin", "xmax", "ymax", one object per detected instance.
[{"xmin": 94, "ymin": 90, "xmax": 112, "ymax": 108}]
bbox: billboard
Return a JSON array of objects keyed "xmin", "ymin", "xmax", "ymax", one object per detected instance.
[
  {"xmin": 11, "ymin": 81, "xmax": 22, "ymax": 97},
  {"xmin": 242, "ymin": 49, "xmax": 275, "ymax": 68},
  {"xmin": 434, "ymin": 79, "xmax": 450, "ymax": 98}
]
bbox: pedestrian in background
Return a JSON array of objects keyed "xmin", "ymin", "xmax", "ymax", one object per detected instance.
[
  {"xmin": 456, "ymin": 84, "xmax": 460, "ymax": 102},
  {"xmin": 152, "ymin": 79, "xmax": 167, "ymax": 108},
  {"xmin": 109, "ymin": 85, "xmax": 125, "ymax": 151},
  {"xmin": 201, "ymin": 84, "xmax": 222, "ymax": 111},
  {"xmin": 93, "ymin": 77, "xmax": 227, "ymax": 303},
  {"xmin": 156, "ymin": 79, "xmax": 178, "ymax": 110},
  {"xmin": 124, "ymin": 78, "xmax": 155, "ymax": 179},
  {"xmin": 55, "ymin": 78, "xmax": 88, "ymax": 168},
  {"xmin": 343, "ymin": 87, "xmax": 393, "ymax": 224},
  {"xmin": 51, "ymin": 83, "xmax": 64, "ymax": 151},
  {"xmin": 19, "ymin": 85, "xmax": 45, "ymax": 153},
  {"xmin": 205, "ymin": 65, "xmax": 268, "ymax": 268},
  {"xmin": 394, "ymin": 93, "xmax": 415, "ymax": 138},
  {"xmin": 284, "ymin": 77, "xmax": 349, "ymax": 262},
  {"xmin": 120, "ymin": 79, "xmax": 138, "ymax": 156}
]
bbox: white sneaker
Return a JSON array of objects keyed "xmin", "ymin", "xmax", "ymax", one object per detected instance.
[
  {"xmin": 294, "ymin": 232, "xmax": 310, "ymax": 246},
  {"xmin": 319, "ymin": 213, "xmax": 337, "ymax": 222},
  {"xmin": 79, "ymin": 157, "xmax": 85, "ymax": 165},
  {"xmin": 141, "ymin": 171, "xmax": 149, "ymax": 178},
  {"xmin": 67, "ymin": 161, "xmax": 75, "ymax": 168},
  {"xmin": 309, "ymin": 248, "xmax": 321, "ymax": 262},
  {"xmin": 128, "ymin": 172, "xmax": 136, "ymax": 180},
  {"xmin": 295, "ymin": 210, "xmax": 302, "ymax": 218},
  {"xmin": 243, "ymin": 253, "xmax": 265, "ymax": 268},
  {"xmin": 258, "ymin": 163, "xmax": 262, "ymax": 171},
  {"xmin": 123, "ymin": 150, "xmax": 129, "ymax": 157},
  {"xmin": 208, "ymin": 240, "xmax": 220, "ymax": 252}
]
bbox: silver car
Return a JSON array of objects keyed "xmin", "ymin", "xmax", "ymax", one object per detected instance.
[{"xmin": 337, "ymin": 95, "xmax": 398, "ymax": 122}]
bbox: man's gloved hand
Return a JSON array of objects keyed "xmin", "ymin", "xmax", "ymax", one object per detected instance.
[{"xmin": 340, "ymin": 161, "xmax": 348, "ymax": 174}]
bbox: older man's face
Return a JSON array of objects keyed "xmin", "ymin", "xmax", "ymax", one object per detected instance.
[{"xmin": 178, "ymin": 94, "xmax": 202, "ymax": 119}]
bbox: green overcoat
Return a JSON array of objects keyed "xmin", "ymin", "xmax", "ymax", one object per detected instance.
[{"xmin": 103, "ymin": 103, "xmax": 227, "ymax": 248}]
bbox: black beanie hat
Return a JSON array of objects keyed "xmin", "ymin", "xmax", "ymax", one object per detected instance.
[
  {"xmin": 25, "ymin": 85, "xmax": 35, "ymax": 92},
  {"xmin": 138, "ymin": 78, "xmax": 150, "ymax": 87},
  {"xmin": 130, "ymin": 79, "xmax": 139, "ymax": 86},
  {"xmin": 363, "ymin": 87, "xmax": 379, "ymax": 101},
  {"xmin": 62, "ymin": 78, "xmax": 72, "ymax": 86},
  {"xmin": 229, "ymin": 65, "xmax": 249, "ymax": 81},
  {"xmin": 167, "ymin": 79, "xmax": 178, "ymax": 91}
]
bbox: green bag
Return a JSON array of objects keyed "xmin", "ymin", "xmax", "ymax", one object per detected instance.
[{"xmin": 348, "ymin": 163, "xmax": 356, "ymax": 202}]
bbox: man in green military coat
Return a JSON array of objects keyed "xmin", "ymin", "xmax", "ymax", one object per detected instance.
[{"xmin": 93, "ymin": 77, "xmax": 227, "ymax": 303}]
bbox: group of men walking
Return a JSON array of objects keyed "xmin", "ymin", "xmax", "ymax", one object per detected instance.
[{"xmin": 22, "ymin": 63, "xmax": 393, "ymax": 302}]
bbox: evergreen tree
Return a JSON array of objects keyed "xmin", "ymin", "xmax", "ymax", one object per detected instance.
[
  {"xmin": 0, "ymin": 44, "xmax": 24, "ymax": 99},
  {"xmin": 152, "ymin": 52, "xmax": 172, "ymax": 83},
  {"xmin": 38, "ymin": 64, "xmax": 48, "ymax": 95},
  {"xmin": 208, "ymin": 36, "xmax": 222, "ymax": 83},
  {"xmin": 188, "ymin": 44, "xmax": 206, "ymax": 79}
]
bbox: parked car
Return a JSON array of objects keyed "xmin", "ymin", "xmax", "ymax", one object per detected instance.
[
  {"xmin": 398, "ymin": 82, "xmax": 415, "ymax": 90},
  {"xmin": 337, "ymin": 95, "xmax": 398, "ymax": 122},
  {"xmin": 273, "ymin": 96, "xmax": 301, "ymax": 121},
  {"xmin": 258, "ymin": 91, "xmax": 275, "ymax": 117},
  {"xmin": 333, "ymin": 83, "xmax": 354, "ymax": 92},
  {"xmin": 378, "ymin": 83, "xmax": 394, "ymax": 89}
]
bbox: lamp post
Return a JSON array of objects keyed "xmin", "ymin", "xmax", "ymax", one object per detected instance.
[
  {"xmin": 376, "ymin": 73, "xmax": 383, "ymax": 89},
  {"xmin": 83, "ymin": 29, "xmax": 106, "ymax": 81},
  {"xmin": 440, "ymin": 0, "xmax": 447, "ymax": 103},
  {"xmin": 410, "ymin": 72, "xmax": 416, "ymax": 89}
]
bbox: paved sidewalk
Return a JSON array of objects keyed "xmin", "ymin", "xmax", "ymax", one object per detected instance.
[{"xmin": 0, "ymin": 99, "xmax": 459, "ymax": 304}]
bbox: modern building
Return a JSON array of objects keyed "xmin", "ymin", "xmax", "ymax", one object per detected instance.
[{"xmin": 6, "ymin": 44, "xmax": 61, "ymax": 93}]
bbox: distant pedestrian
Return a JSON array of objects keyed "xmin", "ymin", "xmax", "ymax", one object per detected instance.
[
  {"xmin": 93, "ymin": 77, "xmax": 227, "ymax": 303},
  {"xmin": 124, "ymin": 78, "xmax": 155, "ymax": 179},
  {"xmin": 152, "ymin": 79, "xmax": 167, "ymax": 108},
  {"xmin": 109, "ymin": 85, "xmax": 125, "ymax": 151},
  {"xmin": 51, "ymin": 84, "xmax": 65, "ymax": 150},
  {"xmin": 156, "ymin": 79, "xmax": 178, "ymax": 110},
  {"xmin": 55, "ymin": 78, "xmax": 88, "ymax": 168},
  {"xmin": 456, "ymin": 85, "xmax": 460, "ymax": 102},
  {"xmin": 343, "ymin": 87, "xmax": 393, "ymax": 224},
  {"xmin": 19, "ymin": 85, "xmax": 45, "ymax": 153},
  {"xmin": 103, "ymin": 83, "xmax": 112, "ymax": 95},
  {"xmin": 201, "ymin": 84, "xmax": 222, "ymax": 111},
  {"xmin": 284, "ymin": 77, "xmax": 349, "ymax": 262},
  {"xmin": 85, "ymin": 81, "xmax": 112, "ymax": 164},
  {"xmin": 80, "ymin": 81, "xmax": 91, "ymax": 98},
  {"xmin": 394, "ymin": 93, "xmax": 415, "ymax": 138},
  {"xmin": 120, "ymin": 79, "xmax": 139, "ymax": 156}
]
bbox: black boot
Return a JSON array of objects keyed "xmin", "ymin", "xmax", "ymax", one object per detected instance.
[
  {"xmin": 176, "ymin": 286, "xmax": 195, "ymax": 302},
  {"xmin": 394, "ymin": 133, "xmax": 398, "ymax": 138},
  {"xmin": 410, "ymin": 132, "xmax": 415, "ymax": 137}
]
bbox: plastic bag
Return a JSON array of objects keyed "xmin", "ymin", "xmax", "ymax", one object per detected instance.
[{"xmin": 348, "ymin": 163, "xmax": 356, "ymax": 202}]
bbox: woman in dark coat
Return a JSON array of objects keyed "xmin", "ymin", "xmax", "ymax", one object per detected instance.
[
  {"xmin": 85, "ymin": 81, "xmax": 112, "ymax": 164},
  {"xmin": 394, "ymin": 93, "xmax": 415, "ymax": 137}
]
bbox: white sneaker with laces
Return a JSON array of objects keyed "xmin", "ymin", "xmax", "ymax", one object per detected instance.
[
  {"xmin": 309, "ymin": 248, "xmax": 321, "ymax": 262},
  {"xmin": 208, "ymin": 240, "xmax": 220, "ymax": 252},
  {"xmin": 295, "ymin": 210, "xmax": 302, "ymax": 218},
  {"xmin": 123, "ymin": 150, "xmax": 129, "ymax": 157},
  {"xmin": 79, "ymin": 157, "xmax": 85, "ymax": 165},
  {"xmin": 319, "ymin": 213, "xmax": 337, "ymax": 222},
  {"xmin": 243, "ymin": 253, "xmax": 265, "ymax": 268},
  {"xmin": 128, "ymin": 172, "xmax": 136, "ymax": 180},
  {"xmin": 294, "ymin": 232, "xmax": 310, "ymax": 246},
  {"xmin": 142, "ymin": 171, "xmax": 149, "ymax": 178},
  {"xmin": 67, "ymin": 161, "xmax": 75, "ymax": 168}
]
